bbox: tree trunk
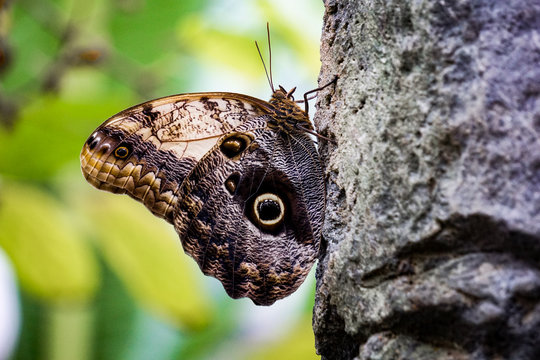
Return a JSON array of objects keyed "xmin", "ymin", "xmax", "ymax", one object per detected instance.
[{"xmin": 312, "ymin": 0, "xmax": 540, "ymax": 359}]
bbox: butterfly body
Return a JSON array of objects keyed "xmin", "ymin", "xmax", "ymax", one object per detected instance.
[{"xmin": 81, "ymin": 88, "xmax": 324, "ymax": 305}]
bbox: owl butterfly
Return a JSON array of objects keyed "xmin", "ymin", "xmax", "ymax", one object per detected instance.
[{"xmin": 80, "ymin": 26, "xmax": 336, "ymax": 305}]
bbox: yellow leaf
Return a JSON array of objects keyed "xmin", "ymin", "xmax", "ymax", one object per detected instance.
[
  {"xmin": 248, "ymin": 314, "xmax": 319, "ymax": 360},
  {"xmin": 177, "ymin": 16, "xmax": 263, "ymax": 78},
  {"xmin": 0, "ymin": 181, "xmax": 99, "ymax": 303}
]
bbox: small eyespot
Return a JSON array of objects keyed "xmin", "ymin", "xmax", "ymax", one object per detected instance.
[
  {"xmin": 219, "ymin": 133, "xmax": 253, "ymax": 159},
  {"xmin": 87, "ymin": 133, "xmax": 100, "ymax": 150},
  {"xmin": 224, "ymin": 173, "xmax": 240, "ymax": 195},
  {"xmin": 252, "ymin": 193, "xmax": 285, "ymax": 230},
  {"xmin": 114, "ymin": 146, "xmax": 129, "ymax": 159}
]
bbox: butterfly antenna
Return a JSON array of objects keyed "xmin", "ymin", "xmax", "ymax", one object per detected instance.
[
  {"xmin": 255, "ymin": 40, "xmax": 274, "ymax": 92},
  {"xmin": 266, "ymin": 22, "xmax": 274, "ymax": 92}
]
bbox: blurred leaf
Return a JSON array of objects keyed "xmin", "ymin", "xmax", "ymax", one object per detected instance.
[
  {"xmin": 174, "ymin": 299, "xmax": 239, "ymax": 360},
  {"xmin": 12, "ymin": 291, "xmax": 45, "ymax": 360},
  {"xmin": 248, "ymin": 314, "xmax": 319, "ymax": 360},
  {"xmin": 0, "ymin": 94, "xmax": 132, "ymax": 180},
  {"xmin": 76, "ymin": 189, "xmax": 215, "ymax": 331},
  {"xmin": 177, "ymin": 15, "xmax": 263, "ymax": 78},
  {"xmin": 93, "ymin": 257, "xmax": 139, "ymax": 360},
  {"xmin": 0, "ymin": 181, "xmax": 99, "ymax": 302},
  {"xmin": 46, "ymin": 304, "xmax": 94, "ymax": 360},
  {"xmin": 2, "ymin": 2, "xmax": 61, "ymax": 91},
  {"xmin": 108, "ymin": 0, "xmax": 204, "ymax": 65},
  {"xmin": 123, "ymin": 309, "xmax": 183, "ymax": 360}
]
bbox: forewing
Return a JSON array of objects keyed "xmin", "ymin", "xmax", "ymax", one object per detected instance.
[{"xmin": 80, "ymin": 93, "xmax": 271, "ymax": 222}]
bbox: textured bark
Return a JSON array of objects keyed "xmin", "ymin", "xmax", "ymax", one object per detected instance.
[{"xmin": 312, "ymin": 1, "xmax": 540, "ymax": 359}]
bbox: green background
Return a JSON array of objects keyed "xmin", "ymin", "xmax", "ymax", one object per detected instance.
[{"xmin": 0, "ymin": 0, "xmax": 324, "ymax": 359}]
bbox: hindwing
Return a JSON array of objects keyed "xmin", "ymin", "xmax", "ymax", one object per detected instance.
[{"xmin": 174, "ymin": 115, "xmax": 324, "ymax": 305}]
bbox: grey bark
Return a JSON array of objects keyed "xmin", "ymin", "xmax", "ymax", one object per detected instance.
[{"xmin": 312, "ymin": 1, "xmax": 540, "ymax": 359}]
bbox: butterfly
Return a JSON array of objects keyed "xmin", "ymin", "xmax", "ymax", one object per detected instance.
[{"xmin": 80, "ymin": 26, "xmax": 336, "ymax": 305}]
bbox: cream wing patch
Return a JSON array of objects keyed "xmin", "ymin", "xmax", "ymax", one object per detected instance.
[{"xmin": 102, "ymin": 94, "xmax": 271, "ymax": 162}]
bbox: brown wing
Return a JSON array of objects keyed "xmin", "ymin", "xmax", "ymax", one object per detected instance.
[
  {"xmin": 173, "ymin": 114, "xmax": 325, "ymax": 306},
  {"xmin": 80, "ymin": 92, "xmax": 272, "ymax": 222},
  {"xmin": 80, "ymin": 89, "xmax": 325, "ymax": 306}
]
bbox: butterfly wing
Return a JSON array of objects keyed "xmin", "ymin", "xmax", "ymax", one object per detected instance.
[
  {"xmin": 175, "ymin": 116, "xmax": 324, "ymax": 305},
  {"xmin": 80, "ymin": 91, "xmax": 324, "ymax": 305},
  {"xmin": 81, "ymin": 92, "xmax": 272, "ymax": 222}
]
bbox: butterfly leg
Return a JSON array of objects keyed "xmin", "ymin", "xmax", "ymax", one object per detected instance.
[{"xmin": 302, "ymin": 76, "xmax": 338, "ymax": 114}]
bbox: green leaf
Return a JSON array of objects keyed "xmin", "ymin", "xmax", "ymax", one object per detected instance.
[
  {"xmin": 2, "ymin": 3, "xmax": 61, "ymax": 91},
  {"xmin": 108, "ymin": 0, "xmax": 205, "ymax": 65},
  {"xmin": 0, "ymin": 94, "xmax": 132, "ymax": 180},
  {"xmin": 93, "ymin": 257, "xmax": 140, "ymax": 360},
  {"xmin": 0, "ymin": 181, "xmax": 99, "ymax": 302}
]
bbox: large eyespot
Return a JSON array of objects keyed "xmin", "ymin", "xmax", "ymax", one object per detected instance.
[
  {"xmin": 114, "ymin": 146, "xmax": 129, "ymax": 159},
  {"xmin": 219, "ymin": 133, "xmax": 253, "ymax": 159},
  {"xmin": 252, "ymin": 193, "xmax": 285, "ymax": 231}
]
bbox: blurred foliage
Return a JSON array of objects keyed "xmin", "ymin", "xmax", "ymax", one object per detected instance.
[
  {"xmin": 0, "ymin": 181, "xmax": 98, "ymax": 302},
  {"xmin": 74, "ymin": 188, "xmax": 214, "ymax": 331},
  {"xmin": 0, "ymin": 0, "xmax": 324, "ymax": 359},
  {"xmin": 0, "ymin": 96, "xmax": 125, "ymax": 180}
]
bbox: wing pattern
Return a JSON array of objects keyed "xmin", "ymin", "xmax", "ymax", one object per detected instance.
[{"xmin": 81, "ymin": 90, "xmax": 325, "ymax": 305}]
